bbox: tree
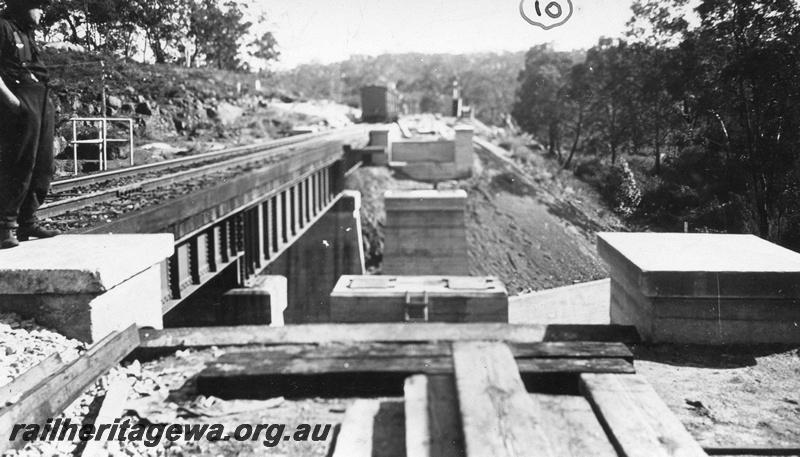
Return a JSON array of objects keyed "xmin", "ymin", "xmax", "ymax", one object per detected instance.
[
  {"xmin": 248, "ymin": 30, "xmax": 279, "ymax": 70},
  {"xmin": 460, "ymin": 53, "xmax": 524, "ymax": 126},
  {"xmin": 512, "ymin": 44, "xmax": 575, "ymax": 159},
  {"xmin": 130, "ymin": 0, "xmax": 191, "ymax": 63},
  {"xmin": 188, "ymin": 0, "xmax": 251, "ymax": 70},
  {"xmin": 561, "ymin": 61, "xmax": 591, "ymax": 168},
  {"xmin": 40, "ymin": 0, "xmax": 139, "ymax": 55},
  {"xmin": 580, "ymin": 38, "xmax": 638, "ymax": 165},
  {"xmin": 626, "ymin": 0, "xmax": 691, "ymax": 174},
  {"xmin": 687, "ymin": 0, "xmax": 800, "ymax": 240}
]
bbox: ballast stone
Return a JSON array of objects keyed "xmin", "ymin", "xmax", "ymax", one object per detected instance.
[{"xmin": 0, "ymin": 234, "xmax": 174, "ymax": 343}]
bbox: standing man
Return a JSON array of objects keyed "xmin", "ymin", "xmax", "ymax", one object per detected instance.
[{"xmin": 0, "ymin": 0, "xmax": 59, "ymax": 249}]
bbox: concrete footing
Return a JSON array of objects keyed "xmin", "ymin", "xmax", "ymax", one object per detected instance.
[
  {"xmin": 355, "ymin": 145, "xmax": 389, "ymax": 166},
  {"xmin": 382, "ymin": 189, "xmax": 469, "ymax": 275},
  {"xmin": 598, "ymin": 232, "xmax": 800, "ymax": 344},
  {"xmin": 389, "ymin": 126, "xmax": 474, "ymax": 181},
  {"xmin": 368, "ymin": 125, "xmax": 474, "ymax": 181},
  {"xmin": 0, "ymin": 234, "xmax": 174, "ymax": 342},
  {"xmin": 330, "ymin": 275, "xmax": 508, "ymax": 323},
  {"xmin": 220, "ymin": 275, "xmax": 287, "ymax": 326}
]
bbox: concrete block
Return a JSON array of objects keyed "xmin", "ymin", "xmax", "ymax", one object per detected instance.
[
  {"xmin": 0, "ymin": 234, "xmax": 174, "ymax": 294},
  {"xmin": 330, "ymin": 275, "xmax": 508, "ymax": 323},
  {"xmin": 369, "ymin": 128, "xmax": 391, "ymax": 147},
  {"xmin": 598, "ymin": 232, "xmax": 800, "ymax": 344},
  {"xmin": 384, "ymin": 189, "xmax": 467, "ymax": 212},
  {"xmin": 395, "ymin": 162, "xmax": 470, "ymax": 182},
  {"xmin": 256, "ymin": 275, "xmax": 288, "ymax": 326},
  {"xmin": 391, "ymin": 140, "xmax": 455, "ymax": 163},
  {"xmin": 454, "ymin": 125, "xmax": 474, "ymax": 174},
  {"xmin": 382, "ymin": 254, "xmax": 470, "ymax": 276},
  {"xmin": 384, "ymin": 211, "xmax": 466, "ymax": 229},
  {"xmin": 220, "ymin": 275, "xmax": 287, "ymax": 326},
  {"xmin": 383, "ymin": 190, "xmax": 469, "ymax": 276},
  {"xmin": 383, "ymin": 227, "xmax": 468, "ymax": 256},
  {"xmin": 0, "ymin": 234, "xmax": 174, "ymax": 342},
  {"xmin": 598, "ymin": 232, "xmax": 800, "ymax": 298},
  {"xmin": 356, "ymin": 145, "xmax": 388, "ymax": 166}
]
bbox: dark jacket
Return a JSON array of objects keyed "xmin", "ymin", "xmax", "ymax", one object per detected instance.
[{"xmin": 0, "ymin": 13, "xmax": 47, "ymax": 86}]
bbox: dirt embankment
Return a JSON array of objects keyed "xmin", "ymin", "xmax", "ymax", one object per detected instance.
[{"xmin": 347, "ymin": 134, "xmax": 625, "ymax": 294}]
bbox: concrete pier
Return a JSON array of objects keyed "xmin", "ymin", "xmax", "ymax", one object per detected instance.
[
  {"xmin": 330, "ymin": 275, "xmax": 508, "ymax": 323},
  {"xmin": 383, "ymin": 189, "xmax": 469, "ymax": 275},
  {"xmin": 220, "ymin": 275, "xmax": 287, "ymax": 326},
  {"xmin": 387, "ymin": 126, "xmax": 474, "ymax": 181},
  {"xmin": 369, "ymin": 127, "xmax": 391, "ymax": 149},
  {"xmin": 598, "ymin": 232, "xmax": 800, "ymax": 344},
  {"xmin": 0, "ymin": 234, "xmax": 174, "ymax": 342},
  {"xmin": 268, "ymin": 190, "xmax": 365, "ymax": 323}
]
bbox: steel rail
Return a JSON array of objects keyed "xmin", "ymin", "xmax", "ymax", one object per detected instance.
[
  {"xmin": 51, "ymin": 125, "xmax": 364, "ymax": 193},
  {"xmin": 41, "ymin": 126, "xmax": 368, "ymax": 219}
]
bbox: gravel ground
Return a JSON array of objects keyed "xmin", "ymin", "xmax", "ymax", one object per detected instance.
[
  {"xmin": 5, "ymin": 348, "xmax": 353, "ymax": 457},
  {"xmin": 0, "ymin": 313, "xmax": 84, "ymax": 391}
]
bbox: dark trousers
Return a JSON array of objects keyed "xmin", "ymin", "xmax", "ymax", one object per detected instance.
[{"xmin": 0, "ymin": 82, "xmax": 54, "ymax": 229}]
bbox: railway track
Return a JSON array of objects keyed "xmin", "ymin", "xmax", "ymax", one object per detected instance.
[{"xmin": 41, "ymin": 125, "xmax": 369, "ymax": 229}]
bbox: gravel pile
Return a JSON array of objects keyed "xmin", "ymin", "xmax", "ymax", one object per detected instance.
[{"xmin": 0, "ymin": 313, "xmax": 85, "ymax": 391}]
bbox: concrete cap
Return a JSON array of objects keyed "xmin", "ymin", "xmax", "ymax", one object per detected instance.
[
  {"xmin": 332, "ymin": 275, "xmax": 507, "ymax": 298},
  {"xmin": 384, "ymin": 189, "xmax": 467, "ymax": 212},
  {"xmin": 598, "ymin": 232, "xmax": 800, "ymax": 298},
  {"xmin": 0, "ymin": 234, "xmax": 174, "ymax": 294},
  {"xmin": 598, "ymin": 232, "xmax": 800, "ymax": 272}
]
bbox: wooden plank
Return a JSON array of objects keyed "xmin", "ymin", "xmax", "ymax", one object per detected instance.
[
  {"xmin": 452, "ymin": 341, "xmax": 553, "ymax": 457},
  {"xmin": 0, "ymin": 325, "xmax": 140, "ymax": 452},
  {"xmin": 427, "ymin": 375, "xmax": 464, "ymax": 457},
  {"xmin": 403, "ymin": 375, "xmax": 465, "ymax": 457},
  {"xmin": 198, "ymin": 351, "xmax": 633, "ymax": 377},
  {"xmin": 0, "ymin": 353, "xmax": 64, "ymax": 406},
  {"xmin": 138, "ymin": 323, "xmax": 640, "ymax": 348},
  {"xmin": 82, "ymin": 378, "xmax": 132, "ymax": 457},
  {"xmin": 517, "ymin": 358, "xmax": 634, "ymax": 374},
  {"xmin": 192, "ymin": 341, "xmax": 632, "ymax": 361},
  {"xmin": 533, "ymin": 394, "xmax": 617, "ymax": 456},
  {"xmin": 580, "ymin": 374, "xmax": 708, "ymax": 457},
  {"xmin": 404, "ymin": 375, "xmax": 431, "ymax": 457},
  {"xmin": 331, "ymin": 400, "xmax": 380, "ymax": 457},
  {"xmin": 196, "ymin": 347, "xmax": 632, "ymax": 398}
]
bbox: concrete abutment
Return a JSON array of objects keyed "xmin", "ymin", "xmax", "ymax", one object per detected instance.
[{"xmin": 0, "ymin": 234, "xmax": 174, "ymax": 343}]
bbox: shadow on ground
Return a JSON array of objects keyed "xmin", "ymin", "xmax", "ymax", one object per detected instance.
[{"xmin": 632, "ymin": 344, "xmax": 800, "ymax": 369}]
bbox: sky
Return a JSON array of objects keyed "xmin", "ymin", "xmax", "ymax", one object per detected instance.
[{"xmin": 253, "ymin": 0, "xmax": 637, "ymax": 70}]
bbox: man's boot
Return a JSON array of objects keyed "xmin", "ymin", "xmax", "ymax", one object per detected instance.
[
  {"xmin": 17, "ymin": 224, "xmax": 60, "ymax": 241},
  {"xmin": 1, "ymin": 228, "xmax": 18, "ymax": 249}
]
